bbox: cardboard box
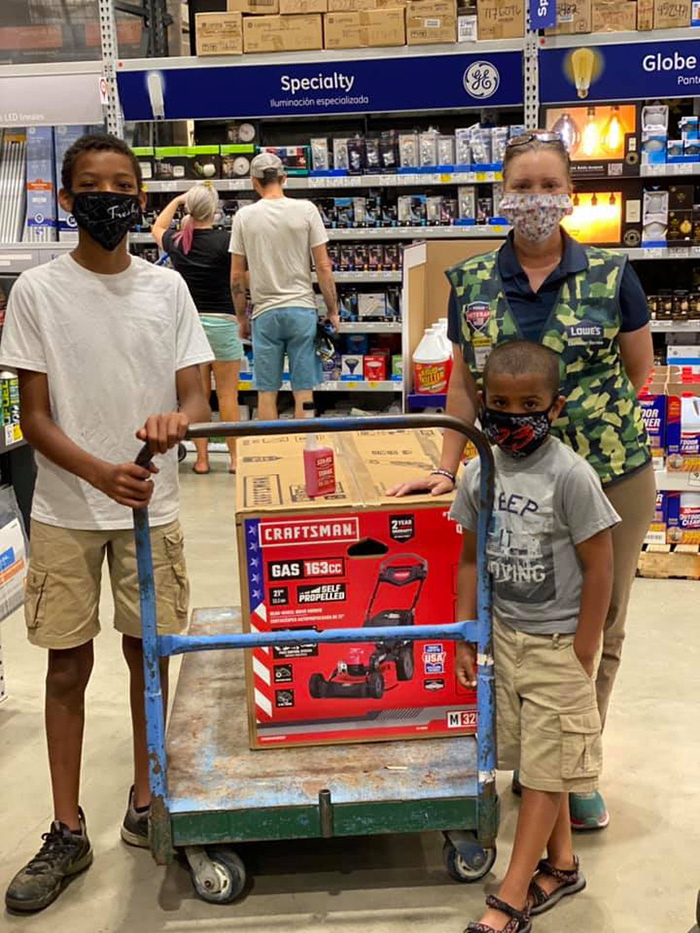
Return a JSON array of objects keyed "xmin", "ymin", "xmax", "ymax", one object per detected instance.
[
  {"xmin": 666, "ymin": 382, "xmax": 700, "ymax": 471},
  {"xmin": 637, "ymin": 0, "xmax": 654, "ymax": 27},
  {"xmin": 236, "ymin": 429, "xmax": 477, "ymax": 749},
  {"xmin": 667, "ymin": 492, "xmax": 700, "ymax": 544},
  {"xmin": 477, "ymin": 0, "xmax": 524, "ymax": 39},
  {"xmin": 654, "ymin": 0, "xmax": 691, "ymax": 26},
  {"xmin": 281, "ymin": 0, "xmax": 327, "ymax": 11},
  {"xmin": 24, "ymin": 126, "xmax": 57, "ymax": 243},
  {"xmin": 195, "ymin": 11, "xmax": 243, "ymax": 54},
  {"xmin": 228, "ymin": 0, "xmax": 279, "ymax": 12},
  {"xmin": 329, "ymin": 0, "xmax": 405, "ymax": 7},
  {"xmin": 590, "ymin": 0, "xmax": 636, "ymax": 31},
  {"xmin": 324, "ymin": 8, "xmax": 406, "ymax": 47},
  {"xmin": 645, "ymin": 491, "xmax": 669, "ymax": 545},
  {"xmin": 363, "ymin": 354, "xmax": 388, "ymax": 380},
  {"xmin": 639, "ymin": 393, "xmax": 667, "ymax": 469},
  {"xmin": 544, "ymin": 0, "xmax": 591, "ymax": 34},
  {"xmin": 406, "ymin": 0, "xmax": 457, "ymax": 42},
  {"xmin": 243, "ymin": 13, "xmax": 323, "ymax": 51}
]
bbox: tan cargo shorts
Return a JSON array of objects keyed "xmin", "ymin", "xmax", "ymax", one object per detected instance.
[
  {"xmin": 24, "ymin": 519, "xmax": 189, "ymax": 650},
  {"xmin": 494, "ymin": 616, "xmax": 603, "ymax": 794}
]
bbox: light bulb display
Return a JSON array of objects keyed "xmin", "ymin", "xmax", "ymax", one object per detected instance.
[
  {"xmin": 570, "ymin": 48, "xmax": 596, "ymax": 99},
  {"xmin": 562, "ymin": 191, "xmax": 622, "ymax": 245},
  {"xmin": 551, "ymin": 112, "xmax": 580, "ymax": 155},
  {"xmin": 581, "ymin": 107, "xmax": 600, "ymax": 157},
  {"xmin": 602, "ymin": 105, "xmax": 624, "ymax": 155}
]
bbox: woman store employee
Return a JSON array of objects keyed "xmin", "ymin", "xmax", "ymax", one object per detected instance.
[{"xmin": 390, "ymin": 131, "xmax": 656, "ymax": 831}]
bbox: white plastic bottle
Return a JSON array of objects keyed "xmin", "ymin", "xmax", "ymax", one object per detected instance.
[{"xmin": 413, "ymin": 324, "xmax": 452, "ymax": 394}]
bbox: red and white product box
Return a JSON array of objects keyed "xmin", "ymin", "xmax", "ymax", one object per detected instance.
[
  {"xmin": 363, "ymin": 354, "xmax": 387, "ymax": 381},
  {"xmin": 236, "ymin": 429, "xmax": 476, "ymax": 749},
  {"xmin": 639, "ymin": 393, "xmax": 667, "ymax": 470},
  {"xmin": 667, "ymin": 492, "xmax": 700, "ymax": 544}
]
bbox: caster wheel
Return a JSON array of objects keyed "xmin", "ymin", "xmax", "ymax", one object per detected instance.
[
  {"xmin": 192, "ymin": 848, "xmax": 246, "ymax": 904},
  {"xmin": 178, "ymin": 443, "xmax": 187, "ymax": 463},
  {"xmin": 396, "ymin": 644, "xmax": 414, "ymax": 681},
  {"xmin": 309, "ymin": 673, "xmax": 327, "ymax": 699},
  {"xmin": 443, "ymin": 839, "xmax": 496, "ymax": 883},
  {"xmin": 367, "ymin": 671, "xmax": 384, "ymax": 699}
]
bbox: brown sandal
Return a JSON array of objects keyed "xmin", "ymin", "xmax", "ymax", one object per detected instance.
[
  {"xmin": 528, "ymin": 855, "xmax": 586, "ymax": 916},
  {"xmin": 465, "ymin": 895, "xmax": 532, "ymax": 933}
]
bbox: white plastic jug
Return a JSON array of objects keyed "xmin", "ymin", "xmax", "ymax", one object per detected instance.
[{"xmin": 413, "ymin": 324, "xmax": 451, "ymax": 394}]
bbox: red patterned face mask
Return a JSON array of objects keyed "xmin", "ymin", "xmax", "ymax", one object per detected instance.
[
  {"xmin": 480, "ymin": 406, "xmax": 554, "ymax": 459},
  {"xmin": 499, "ymin": 193, "xmax": 573, "ymax": 243}
]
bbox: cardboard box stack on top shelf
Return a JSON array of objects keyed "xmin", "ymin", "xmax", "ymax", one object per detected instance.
[{"xmin": 544, "ymin": 0, "xmax": 692, "ymax": 34}]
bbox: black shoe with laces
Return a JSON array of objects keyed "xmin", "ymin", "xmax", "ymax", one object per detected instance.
[{"xmin": 5, "ymin": 808, "xmax": 93, "ymax": 912}]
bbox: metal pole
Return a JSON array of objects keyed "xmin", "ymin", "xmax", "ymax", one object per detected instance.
[
  {"xmin": 523, "ymin": 15, "xmax": 540, "ymax": 128},
  {"xmin": 98, "ymin": 0, "xmax": 125, "ymax": 138}
]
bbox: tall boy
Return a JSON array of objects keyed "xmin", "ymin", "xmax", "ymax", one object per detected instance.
[
  {"xmin": 1, "ymin": 135, "xmax": 212, "ymax": 913},
  {"xmin": 451, "ymin": 341, "xmax": 619, "ymax": 933}
]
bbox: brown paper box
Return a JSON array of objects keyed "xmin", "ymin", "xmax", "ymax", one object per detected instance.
[
  {"xmin": 280, "ymin": 0, "xmax": 328, "ymax": 12},
  {"xmin": 243, "ymin": 13, "xmax": 323, "ymax": 51},
  {"xmin": 477, "ymin": 0, "xmax": 524, "ymax": 40},
  {"xmin": 324, "ymin": 8, "xmax": 406, "ymax": 47},
  {"xmin": 406, "ymin": 0, "xmax": 457, "ymax": 43},
  {"xmin": 228, "ymin": 0, "xmax": 280, "ymax": 13},
  {"xmin": 654, "ymin": 0, "xmax": 691, "ymax": 27},
  {"xmin": 590, "ymin": 0, "xmax": 637, "ymax": 31},
  {"xmin": 328, "ymin": 0, "xmax": 405, "ymax": 8},
  {"xmin": 637, "ymin": 0, "xmax": 654, "ymax": 28},
  {"xmin": 195, "ymin": 12, "xmax": 244, "ymax": 55},
  {"xmin": 544, "ymin": 0, "xmax": 591, "ymax": 34}
]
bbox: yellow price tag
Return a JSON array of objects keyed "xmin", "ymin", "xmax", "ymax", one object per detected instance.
[{"xmin": 439, "ymin": 173, "xmax": 452, "ymax": 183}]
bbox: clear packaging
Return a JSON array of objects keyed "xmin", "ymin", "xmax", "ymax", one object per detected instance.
[
  {"xmin": 437, "ymin": 135, "xmax": 456, "ymax": 166},
  {"xmin": 471, "ymin": 128, "xmax": 492, "ymax": 164},
  {"xmin": 642, "ymin": 105, "xmax": 669, "ymax": 133},
  {"xmin": 380, "ymin": 132, "xmax": 399, "ymax": 171},
  {"xmin": 458, "ymin": 185, "xmax": 477, "ymax": 219},
  {"xmin": 399, "ymin": 133, "xmax": 420, "ymax": 168},
  {"xmin": 353, "ymin": 197, "xmax": 367, "ymax": 226},
  {"xmin": 335, "ymin": 198, "xmax": 354, "ymax": 227},
  {"xmin": 492, "ymin": 182, "xmax": 504, "ymax": 218},
  {"xmin": 478, "ymin": 197, "xmax": 493, "ymax": 223},
  {"xmin": 311, "ymin": 138, "xmax": 330, "ymax": 172},
  {"xmin": 365, "ymin": 137, "xmax": 381, "ymax": 173},
  {"xmin": 491, "ymin": 127, "xmax": 509, "ymax": 164},
  {"xmin": 427, "ymin": 195, "xmax": 444, "ymax": 224},
  {"xmin": 398, "ymin": 195, "xmax": 426, "ymax": 225},
  {"xmin": 455, "ymin": 128, "xmax": 472, "ymax": 165},
  {"xmin": 347, "ymin": 136, "xmax": 366, "ymax": 174},
  {"xmin": 441, "ymin": 198, "xmax": 458, "ymax": 225},
  {"xmin": 419, "ymin": 129, "xmax": 439, "ymax": 168},
  {"xmin": 333, "ymin": 137, "xmax": 350, "ymax": 171}
]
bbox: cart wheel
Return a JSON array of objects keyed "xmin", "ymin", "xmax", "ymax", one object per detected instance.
[
  {"xmin": 396, "ymin": 644, "xmax": 414, "ymax": 681},
  {"xmin": 696, "ymin": 889, "xmax": 700, "ymax": 925},
  {"xmin": 443, "ymin": 839, "xmax": 496, "ymax": 883},
  {"xmin": 191, "ymin": 848, "xmax": 246, "ymax": 904},
  {"xmin": 309, "ymin": 673, "xmax": 327, "ymax": 699},
  {"xmin": 178, "ymin": 443, "xmax": 187, "ymax": 463},
  {"xmin": 367, "ymin": 671, "xmax": 384, "ymax": 699}
]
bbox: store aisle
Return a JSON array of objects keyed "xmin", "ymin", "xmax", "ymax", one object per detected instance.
[{"xmin": 0, "ymin": 460, "xmax": 698, "ymax": 933}]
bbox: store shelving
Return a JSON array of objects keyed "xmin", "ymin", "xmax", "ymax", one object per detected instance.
[
  {"xmin": 655, "ymin": 470, "xmax": 700, "ymax": 492},
  {"xmin": 617, "ymin": 246, "xmax": 700, "ymax": 260},
  {"xmin": 337, "ymin": 322, "xmax": 401, "ymax": 333},
  {"xmin": 539, "ymin": 26, "xmax": 700, "ymax": 48},
  {"xmin": 313, "ymin": 272, "xmax": 402, "ymax": 283},
  {"xmin": 640, "ymin": 164, "xmax": 700, "ymax": 178},
  {"xmin": 145, "ymin": 171, "xmax": 503, "ymax": 193},
  {"xmin": 650, "ymin": 321, "xmax": 700, "ymax": 333},
  {"xmin": 239, "ymin": 380, "xmax": 402, "ymax": 392},
  {"xmin": 327, "ymin": 226, "xmax": 509, "ymax": 241}
]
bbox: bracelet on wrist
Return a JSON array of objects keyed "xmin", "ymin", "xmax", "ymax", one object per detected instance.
[{"xmin": 430, "ymin": 469, "xmax": 456, "ymax": 484}]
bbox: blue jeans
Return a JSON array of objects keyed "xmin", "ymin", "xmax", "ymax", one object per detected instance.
[{"xmin": 252, "ymin": 306, "xmax": 321, "ymax": 392}]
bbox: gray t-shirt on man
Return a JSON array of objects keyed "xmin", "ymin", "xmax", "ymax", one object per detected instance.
[{"xmin": 449, "ymin": 436, "xmax": 620, "ymax": 635}]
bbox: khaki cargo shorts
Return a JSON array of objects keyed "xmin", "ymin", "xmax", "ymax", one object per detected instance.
[
  {"xmin": 494, "ymin": 616, "xmax": 602, "ymax": 794},
  {"xmin": 24, "ymin": 519, "xmax": 189, "ymax": 650}
]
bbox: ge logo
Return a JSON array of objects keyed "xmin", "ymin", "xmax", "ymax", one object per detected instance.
[{"xmin": 463, "ymin": 61, "xmax": 500, "ymax": 99}]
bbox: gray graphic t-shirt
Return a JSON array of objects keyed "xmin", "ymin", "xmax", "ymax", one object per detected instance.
[{"xmin": 450, "ymin": 436, "xmax": 621, "ymax": 634}]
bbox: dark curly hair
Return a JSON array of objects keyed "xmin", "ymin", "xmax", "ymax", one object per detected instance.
[{"xmin": 61, "ymin": 133, "xmax": 142, "ymax": 191}]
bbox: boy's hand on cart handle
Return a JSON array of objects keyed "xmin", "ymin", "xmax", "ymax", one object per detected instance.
[
  {"xmin": 136, "ymin": 412, "xmax": 190, "ymax": 456},
  {"xmin": 387, "ymin": 472, "xmax": 454, "ymax": 498},
  {"xmin": 93, "ymin": 461, "xmax": 156, "ymax": 509},
  {"xmin": 455, "ymin": 642, "xmax": 477, "ymax": 688}
]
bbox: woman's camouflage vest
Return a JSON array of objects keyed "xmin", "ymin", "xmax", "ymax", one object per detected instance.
[{"xmin": 446, "ymin": 246, "xmax": 650, "ymax": 486}]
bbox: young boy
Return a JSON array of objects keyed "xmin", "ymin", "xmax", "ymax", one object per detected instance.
[
  {"xmin": 450, "ymin": 340, "xmax": 620, "ymax": 933},
  {"xmin": 1, "ymin": 135, "xmax": 212, "ymax": 913}
]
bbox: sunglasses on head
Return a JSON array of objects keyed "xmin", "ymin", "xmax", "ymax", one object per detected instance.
[{"xmin": 507, "ymin": 131, "xmax": 567, "ymax": 150}]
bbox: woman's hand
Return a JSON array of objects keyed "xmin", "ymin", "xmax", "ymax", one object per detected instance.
[{"xmin": 387, "ymin": 472, "xmax": 455, "ymax": 497}]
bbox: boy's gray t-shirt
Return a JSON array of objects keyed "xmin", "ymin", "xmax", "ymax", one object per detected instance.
[{"xmin": 449, "ymin": 437, "xmax": 621, "ymax": 634}]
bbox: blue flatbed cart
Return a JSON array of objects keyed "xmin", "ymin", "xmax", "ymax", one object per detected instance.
[{"xmin": 134, "ymin": 414, "xmax": 497, "ymax": 904}]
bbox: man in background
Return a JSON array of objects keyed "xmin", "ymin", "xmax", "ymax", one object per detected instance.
[{"xmin": 230, "ymin": 152, "xmax": 338, "ymax": 420}]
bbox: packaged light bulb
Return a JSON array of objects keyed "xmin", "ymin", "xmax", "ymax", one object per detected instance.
[
  {"xmin": 491, "ymin": 127, "xmax": 509, "ymax": 165},
  {"xmin": 399, "ymin": 133, "xmax": 420, "ymax": 168},
  {"xmin": 642, "ymin": 189, "xmax": 669, "ymax": 244},
  {"xmin": 455, "ymin": 128, "xmax": 472, "ymax": 166},
  {"xmin": 470, "ymin": 128, "xmax": 492, "ymax": 165},
  {"xmin": 353, "ymin": 197, "xmax": 367, "ymax": 226},
  {"xmin": 379, "ymin": 132, "xmax": 399, "ymax": 172},
  {"xmin": 333, "ymin": 138, "xmax": 350, "ymax": 171},
  {"xmin": 347, "ymin": 136, "xmax": 366, "ymax": 175},
  {"xmin": 427, "ymin": 195, "xmax": 444, "ymax": 224},
  {"xmin": 311, "ymin": 138, "xmax": 330, "ymax": 172},
  {"xmin": 642, "ymin": 105, "xmax": 669, "ymax": 133},
  {"xmin": 437, "ymin": 135, "xmax": 456, "ymax": 166},
  {"xmin": 365, "ymin": 137, "xmax": 381, "ymax": 173},
  {"xmin": 458, "ymin": 185, "xmax": 477, "ymax": 220},
  {"xmin": 419, "ymin": 129, "xmax": 439, "ymax": 168}
]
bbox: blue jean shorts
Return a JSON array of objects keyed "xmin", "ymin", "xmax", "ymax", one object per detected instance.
[{"xmin": 252, "ymin": 306, "xmax": 321, "ymax": 393}]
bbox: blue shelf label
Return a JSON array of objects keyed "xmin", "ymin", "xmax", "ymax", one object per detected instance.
[
  {"xmin": 117, "ymin": 51, "xmax": 523, "ymax": 121},
  {"xmin": 530, "ymin": 0, "xmax": 557, "ymax": 30},
  {"xmin": 540, "ymin": 38, "xmax": 700, "ymax": 103}
]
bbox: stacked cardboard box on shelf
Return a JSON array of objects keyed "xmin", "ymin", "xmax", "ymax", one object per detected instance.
[{"xmin": 476, "ymin": 0, "xmax": 523, "ymax": 38}]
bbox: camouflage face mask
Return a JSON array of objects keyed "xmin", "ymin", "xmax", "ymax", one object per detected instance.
[{"xmin": 499, "ymin": 193, "xmax": 573, "ymax": 244}]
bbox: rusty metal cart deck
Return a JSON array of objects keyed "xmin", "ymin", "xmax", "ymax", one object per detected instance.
[{"xmin": 134, "ymin": 415, "xmax": 497, "ymax": 903}]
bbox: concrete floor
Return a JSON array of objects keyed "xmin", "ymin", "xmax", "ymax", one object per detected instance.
[{"xmin": 1, "ymin": 458, "xmax": 699, "ymax": 933}]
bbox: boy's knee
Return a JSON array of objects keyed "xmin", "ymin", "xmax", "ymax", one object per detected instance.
[{"xmin": 46, "ymin": 643, "xmax": 93, "ymax": 699}]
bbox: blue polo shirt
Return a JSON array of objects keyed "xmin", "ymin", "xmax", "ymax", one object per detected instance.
[{"xmin": 447, "ymin": 232, "xmax": 649, "ymax": 345}]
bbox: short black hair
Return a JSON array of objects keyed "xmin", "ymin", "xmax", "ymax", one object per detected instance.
[
  {"xmin": 61, "ymin": 133, "xmax": 142, "ymax": 191},
  {"xmin": 483, "ymin": 340, "xmax": 560, "ymax": 397}
]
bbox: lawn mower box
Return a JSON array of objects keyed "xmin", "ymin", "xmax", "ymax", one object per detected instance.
[{"xmin": 235, "ymin": 428, "xmax": 476, "ymax": 749}]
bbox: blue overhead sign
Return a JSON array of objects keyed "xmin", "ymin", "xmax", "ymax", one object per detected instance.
[
  {"xmin": 540, "ymin": 38, "xmax": 700, "ymax": 103},
  {"xmin": 530, "ymin": 0, "xmax": 557, "ymax": 30},
  {"xmin": 116, "ymin": 51, "xmax": 523, "ymax": 121}
]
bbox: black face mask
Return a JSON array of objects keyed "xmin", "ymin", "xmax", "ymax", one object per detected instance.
[
  {"xmin": 70, "ymin": 192, "xmax": 142, "ymax": 251},
  {"xmin": 481, "ymin": 406, "xmax": 554, "ymax": 460}
]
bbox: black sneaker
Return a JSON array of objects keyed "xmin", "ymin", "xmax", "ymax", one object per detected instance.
[
  {"xmin": 120, "ymin": 786, "xmax": 150, "ymax": 848},
  {"xmin": 5, "ymin": 809, "xmax": 93, "ymax": 913}
]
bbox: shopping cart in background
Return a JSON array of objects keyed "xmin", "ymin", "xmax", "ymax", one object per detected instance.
[{"xmin": 133, "ymin": 414, "xmax": 497, "ymax": 903}]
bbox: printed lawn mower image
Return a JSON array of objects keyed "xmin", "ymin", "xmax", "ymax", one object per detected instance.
[{"xmin": 308, "ymin": 554, "xmax": 428, "ymax": 701}]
